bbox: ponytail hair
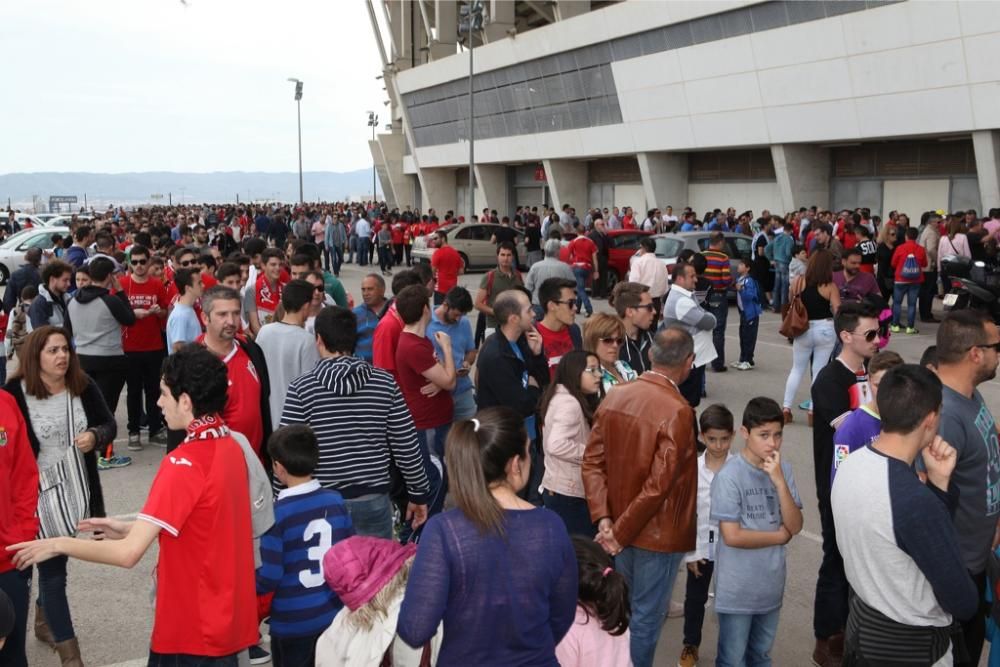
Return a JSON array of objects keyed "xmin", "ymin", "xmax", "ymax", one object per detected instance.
[
  {"xmin": 571, "ymin": 536, "xmax": 631, "ymax": 636},
  {"xmin": 444, "ymin": 407, "xmax": 529, "ymax": 537}
]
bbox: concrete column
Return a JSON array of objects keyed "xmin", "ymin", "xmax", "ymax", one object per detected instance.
[
  {"xmin": 474, "ymin": 164, "xmax": 507, "ymax": 214},
  {"xmin": 772, "ymin": 144, "xmax": 830, "ymax": 212},
  {"xmin": 484, "ymin": 0, "xmax": 515, "ymax": 42},
  {"xmin": 372, "ymin": 132, "xmax": 411, "ymax": 209},
  {"xmin": 555, "ymin": 0, "xmax": 590, "ymax": 21},
  {"xmin": 432, "ymin": 0, "xmax": 458, "ymax": 61},
  {"xmin": 973, "ymin": 130, "xmax": 1000, "ymax": 213},
  {"xmin": 418, "ymin": 167, "xmax": 457, "ymax": 213},
  {"xmin": 543, "ymin": 159, "xmax": 588, "ymax": 213},
  {"xmin": 637, "ymin": 151, "xmax": 688, "ymax": 211}
]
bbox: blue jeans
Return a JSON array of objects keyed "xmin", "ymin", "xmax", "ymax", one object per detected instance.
[
  {"xmin": 739, "ymin": 313, "xmax": 759, "ymax": 364},
  {"xmin": 572, "ymin": 266, "xmax": 593, "ymax": 315},
  {"xmin": 343, "ymin": 493, "xmax": 393, "ymax": 540},
  {"xmin": 782, "ymin": 319, "xmax": 836, "ymax": 409},
  {"xmin": 709, "ymin": 298, "xmax": 729, "ymax": 369},
  {"xmin": 329, "ymin": 244, "xmax": 343, "ymax": 276},
  {"xmin": 615, "ymin": 547, "xmax": 685, "ymax": 667},
  {"xmin": 358, "ymin": 238, "xmax": 371, "ymax": 266},
  {"xmin": 892, "ymin": 282, "xmax": 921, "ymax": 328},
  {"xmin": 0, "ymin": 568, "xmax": 31, "ymax": 667},
  {"xmin": 403, "ymin": 426, "xmax": 448, "ymax": 543},
  {"xmin": 542, "ymin": 490, "xmax": 595, "ymax": 538},
  {"xmin": 773, "ymin": 263, "xmax": 789, "ymax": 312},
  {"xmin": 716, "ymin": 609, "xmax": 781, "ymax": 667},
  {"xmin": 271, "ymin": 633, "xmax": 319, "ymax": 667},
  {"xmin": 37, "ymin": 555, "xmax": 75, "ymax": 642},
  {"xmin": 452, "ymin": 389, "xmax": 478, "ymax": 421}
]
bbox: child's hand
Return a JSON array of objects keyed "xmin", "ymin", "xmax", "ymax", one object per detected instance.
[
  {"xmin": 760, "ymin": 451, "xmax": 785, "ymax": 486},
  {"xmin": 777, "ymin": 525, "xmax": 792, "ymax": 545},
  {"xmin": 687, "ymin": 560, "xmax": 706, "ymax": 577}
]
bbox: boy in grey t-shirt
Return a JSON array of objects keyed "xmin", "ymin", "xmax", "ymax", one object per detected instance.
[{"xmin": 711, "ymin": 397, "xmax": 803, "ymax": 666}]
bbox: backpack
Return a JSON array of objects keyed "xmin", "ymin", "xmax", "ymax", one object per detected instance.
[
  {"xmin": 900, "ymin": 253, "xmax": 921, "ymax": 281},
  {"xmin": 484, "ymin": 268, "xmax": 523, "ymax": 299}
]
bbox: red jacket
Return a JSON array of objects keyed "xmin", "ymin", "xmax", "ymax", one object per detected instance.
[
  {"xmin": 0, "ymin": 391, "xmax": 39, "ymax": 573},
  {"xmin": 891, "ymin": 240, "xmax": 928, "ymax": 283}
]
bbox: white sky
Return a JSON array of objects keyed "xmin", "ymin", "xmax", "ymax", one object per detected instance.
[{"xmin": 0, "ymin": 0, "xmax": 388, "ymax": 173}]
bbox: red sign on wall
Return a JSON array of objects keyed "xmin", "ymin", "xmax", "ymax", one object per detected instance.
[{"xmin": 534, "ymin": 164, "xmax": 546, "ymax": 182}]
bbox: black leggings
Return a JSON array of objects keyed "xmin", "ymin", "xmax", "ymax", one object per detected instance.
[{"xmin": 78, "ymin": 354, "xmax": 127, "ymax": 457}]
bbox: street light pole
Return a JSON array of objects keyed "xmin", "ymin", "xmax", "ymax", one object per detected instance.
[
  {"xmin": 288, "ymin": 78, "xmax": 304, "ymax": 204},
  {"xmin": 460, "ymin": 1, "xmax": 484, "ymax": 224},
  {"xmin": 367, "ymin": 111, "xmax": 379, "ymax": 202}
]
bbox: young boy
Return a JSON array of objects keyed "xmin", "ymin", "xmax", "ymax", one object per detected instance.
[
  {"xmin": 789, "ymin": 245, "xmax": 807, "ymax": 283},
  {"xmin": 257, "ymin": 425, "xmax": 354, "ymax": 666},
  {"xmin": 830, "ymin": 350, "xmax": 904, "ymax": 485},
  {"xmin": 679, "ymin": 404, "xmax": 736, "ymax": 667},
  {"xmin": 733, "ymin": 257, "xmax": 761, "ymax": 370},
  {"xmin": 711, "ymin": 397, "xmax": 803, "ymax": 666}
]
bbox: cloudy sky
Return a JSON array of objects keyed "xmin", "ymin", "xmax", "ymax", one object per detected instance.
[{"xmin": 1, "ymin": 0, "xmax": 388, "ymax": 174}]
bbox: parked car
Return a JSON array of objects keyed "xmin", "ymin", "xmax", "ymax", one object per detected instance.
[
  {"xmin": 412, "ymin": 222, "xmax": 528, "ymax": 271},
  {"xmin": 0, "ymin": 226, "xmax": 69, "ymax": 284},
  {"xmin": 558, "ymin": 229, "xmax": 652, "ymax": 293},
  {"xmin": 652, "ymin": 231, "xmax": 753, "ymax": 294}
]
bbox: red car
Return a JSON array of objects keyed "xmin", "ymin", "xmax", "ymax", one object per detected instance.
[{"xmin": 559, "ymin": 229, "xmax": 652, "ymax": 293}]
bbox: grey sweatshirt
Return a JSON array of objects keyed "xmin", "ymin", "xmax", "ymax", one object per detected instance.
[{"xmin": 67, "ymin": 286, "xmax": 135, "ymax": 356}]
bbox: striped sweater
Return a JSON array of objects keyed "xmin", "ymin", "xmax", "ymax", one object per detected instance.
[
  {"xmin": 702, "ymin": 249, "xmax": 733, "ymax": 292},
  {"xmin": 257, "ymin": 480, "xmax": 353, "ymax": 638},
  {"xmin": 280, "ymin": 355, "xmax": 431, "ymax": 503}
]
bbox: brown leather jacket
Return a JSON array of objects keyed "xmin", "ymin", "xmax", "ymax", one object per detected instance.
[{"xmin": 582, "ymin": 372, "xmax": 698, "ymax": 553}]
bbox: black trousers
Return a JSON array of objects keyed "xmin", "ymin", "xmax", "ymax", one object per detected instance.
[
  {"xmin": 78, "ymin": 354, "xmax": 127, "ymax": 457},
  {"xmin": 814, "ymin": 495, "xmax": 849, "ymax": 640},
  {"xmin": 683, "ymin": 559, "xmax": 715, "ymax": 647},
  {"xmin": 956, "ymin": 569, "xmax": 988, "ymax": 667},
  {"xmin": 0, "ymin": 568, "xmax": 31, "ymax": 667},
  {"xmin": 125, "ymin": 349, "xmax": 165, "ymax": 434},
  {"xmin": 919, "ymin": 270, "xmax": 938, "ymax": 320},
  {"xmin": 678, "ymin": 364, "xmax": 706, "ymax": 408}
]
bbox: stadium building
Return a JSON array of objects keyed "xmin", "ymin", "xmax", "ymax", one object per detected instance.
[{"xmin": 367, "ymin": 0, "xmax": 1000, "ymax": 218}]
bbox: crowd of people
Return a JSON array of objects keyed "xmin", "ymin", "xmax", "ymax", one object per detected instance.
[{"xmin": 0, "ymin": 199, "xmax": 997, "ymax": 667}]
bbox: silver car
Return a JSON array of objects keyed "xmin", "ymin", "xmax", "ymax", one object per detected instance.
[
  {"xmin": 0, "ymin": 226, "xmax": 70, "ymax": 284},
  {"xmin": 652, "ymin": 231, "xmax": 754, "ymax": 291},
  {"xmin": 412, "ymin": 222, "xmax": 528, "ymax": 271}
]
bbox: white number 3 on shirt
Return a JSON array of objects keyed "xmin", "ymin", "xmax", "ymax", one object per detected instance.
[{"xmin": 298, "ymin": 519, "xmax": 332, "ymax": 588}]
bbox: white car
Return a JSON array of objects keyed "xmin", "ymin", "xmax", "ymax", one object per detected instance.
[{"xmin": 0, "ymin": 226, "xmax": 70, "ymax": 284}]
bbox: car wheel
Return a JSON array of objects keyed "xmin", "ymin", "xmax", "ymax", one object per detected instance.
[
  {"xmin": 458, "ymin": 252, "xmax": 470, "ymax": 271},
  {"xmin": 0, "ymin": 264, "xmax": 8, "ymax": 286}
]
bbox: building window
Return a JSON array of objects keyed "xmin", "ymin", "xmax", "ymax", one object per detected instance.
[{"xmin": 689, "ymin": 150, "xmax": 776, "ymax": 182}]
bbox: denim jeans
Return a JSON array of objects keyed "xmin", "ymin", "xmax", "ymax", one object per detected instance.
[
  {"xmin": 403, "ymin": 428, "xmax": 447, "ymax": 543},
  {"xmin": 683, "ymin": 560, "xmax": 714, "ymax": 647},
  {"xmin": 772, "ymin": 263, "xmax": 789, "ymax": 313},
  {"xmin": 348, "ymin": 236, "xmax": 357, "ymax": 263},
  {"xmin": 782, "ymin": 319, "xmax": 836, "ymax": 409},
  {"xmin": 148, "ymin": 652, "xmax": 239, "ymax": 666},
  {"xmin": 0, "ymin": 568, "xmax": 31, "ymax": 667},
  {"xmin": 717, "ymin": 608, "xmax": 781, "ymax": 667},
  {"xmin": 542, "ymin": 490, "xmax": 595, "ymax": 538},
  {"xmin": 738, "ymin": 313, "xmax": 759, "ymax": 365},
  {"xmin": 358, "ymin": 238, "xmax": 371, "ymax": 266},
  {"xmin": 37, "ymin": 555, "xmax": 75, "ymax": 642},
  {"xmin": 708, "ymin": 299, "xmax": 729, "ymax": 370},
  {"xmin": 452, "ymin": 389, "xmax": 478, "ymax": 421},
  {"xmin": 329, "ymin": 244, "xmax": 343, "ymax": 276},
  {"xmin": 572, "ymin": 266, "xmax": 593, "ymax": 315},
  {"xmin": 271, "ymin": 633, "xmax": 320, "ymax": 667},
  {"xmin": 892, "ymin": 282, "xmax": 921, "ymax": 328},
  {"xmin": 615, "ymin": 547, "xmax": 684, "ymax": 667},
  {"xmin": 343, "ymin": 493, "xmax": 393, "ymax": 540}
]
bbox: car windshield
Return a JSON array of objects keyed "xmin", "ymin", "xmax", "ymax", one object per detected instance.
[
  {"xmin": 654, "ymin": 237, "xmax": 684, "ymax": 258},
  {"xmin": 1, "ymin": 230, "xmax": 35, "ymax": 248}
]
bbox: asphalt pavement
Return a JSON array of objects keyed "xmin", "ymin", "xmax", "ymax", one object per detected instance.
[{"xmin": 5, "ymin": 261, "xmax": 996, "ymax": 667}]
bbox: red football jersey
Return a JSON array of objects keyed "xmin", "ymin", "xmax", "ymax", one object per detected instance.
[
  {"xmin": 120, "ymin": 275, "xmax": 169, "ymax": 352},
  {"xmin": 196, "ymin": 337, "xmax": 264, "ymax": 456}
]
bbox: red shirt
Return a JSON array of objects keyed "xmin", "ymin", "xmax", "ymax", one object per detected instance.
[
  {"xmin": 254, "ymin": 273, "xmax": 286, "ymax": 327},
  {"xmin": 568, "ymin": 236, "xmax": 598, "ymax": 271},
  {"xmin": 120, "ymin": 275, "xmax": 169, "ymax": 352},
  {"xmin": 391, "ymin": 223, "xmax": 405, "ymax": 245},
  {"xmin": 536, "ymin": 322, "xmax": 575, "ymax": 379},
  {"xmin": 197, "ymin": 337, "xmax": 264, "ymax": 455},
  {"xmin": 431, "ymin": 245, "xmax": 463, "ymax": 294},
  {"xmin": 372, "ymin": 304, "xmax": 404, "ymax": 381},
  {"xmin": 890, "ymin": 240, "xmax": 928, "ymax": 284},
  {"xmin": 137, "ymin": 430, "xmax": 257, "ymax": 656},
  {"xmin": 396, "ymin": 332, "xmax": 453, "ymax": 429},
  {"xmin": 0, "ymin": 392, "xmax": 39, "ymax": 574}
]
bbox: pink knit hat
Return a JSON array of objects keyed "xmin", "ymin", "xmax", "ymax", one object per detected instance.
[{"xmin": 323, "ymin": 536, "xmax": 417, "ymax": 611}]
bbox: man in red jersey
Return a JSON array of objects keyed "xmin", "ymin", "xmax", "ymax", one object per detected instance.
[
  {"xmin": 248, "ymin": 248, "xmax": 287, "ymax": 336},
  {"xmin": 430, "ymin": 230, "xmax": 463, "ymax": 306},
  {"xmin": 120, "ymin": 244, "xmax": 170, "ymax": 451},
  {"xmin": 8, "ymin": 346, "xmax": 258, "ymax": 665}
]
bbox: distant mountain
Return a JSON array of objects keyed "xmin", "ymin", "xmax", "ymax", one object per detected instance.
[{"xmin": 0, "ymin": 170, "xmax": 381, "ymax": 209}]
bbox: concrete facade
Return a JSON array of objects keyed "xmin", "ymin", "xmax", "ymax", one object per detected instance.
[{"xmin": 372, "ymin": 1, "xmax": 1000, "ymax": 217}]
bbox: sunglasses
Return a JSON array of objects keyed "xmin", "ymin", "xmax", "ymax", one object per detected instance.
[
  {"xmin": 971, "ymin": 342, "xmax": 1000, "ymax": 352},
  {"xmin": 600, "ymin": 337, "xmax": 624, "ymax": 346},
  {"xmin": 313, "ymin": 285, "xmax": 325, "ymax": 293},
  {"xmin": 851, "ymin": 329, "xmax": 880, "ymax": 342},
  {"xmin": 634, "ymin": 303, "xmax": 656, "ymax": 311},
  {"xmin": 178, "ymin": 260, "xmax": 195, "ymax": 267},
  {"xmin": 131, "ymin": 258, "xmax": 148, "ymax": 266},
  {"xmin": 555, "ymin": 298, "xmax": 578, "ymax": 309}
]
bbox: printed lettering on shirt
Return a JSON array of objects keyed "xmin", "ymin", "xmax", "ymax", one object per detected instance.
[
  {"xmin": 299, "ymin": 519, "xmax": 333, "ymax": 588},
  {"xmin": 833, "ymin": 444, "xmax": 850, "ymax": 471},
  {"xmin": 975, "ymin": 405, "xmax": 1000, "ymax": 515},
  {"xmin": 743, "ymin": 487, "xmax": 779, "ymax": 525}
]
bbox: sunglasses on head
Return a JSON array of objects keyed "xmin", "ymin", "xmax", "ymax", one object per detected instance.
[
  {"xmin": 600, "ymin": 337, "xmax": 624, "ymax": 346},
  {"xmin": 131, "ymin": 258, "xmax": 148, "ymax": 266}
]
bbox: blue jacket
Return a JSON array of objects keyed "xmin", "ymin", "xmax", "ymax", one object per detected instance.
[
  {"xmin": 765, "ymin": 232, "xmax": 794, "ymax": 265},
  {"xmin": 737, "ymin": 275, "xmax": 762, "ymax": 321}
]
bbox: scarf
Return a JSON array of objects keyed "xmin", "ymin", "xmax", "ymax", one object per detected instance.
[{"xmin": 184, "ymin": 413, "xmax": 230, "ymax": 443}]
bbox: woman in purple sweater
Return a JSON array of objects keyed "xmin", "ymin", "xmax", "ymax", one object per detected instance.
[{"xmin": 397, "ymin": 406, "xmax": 578, "ymax": 665}]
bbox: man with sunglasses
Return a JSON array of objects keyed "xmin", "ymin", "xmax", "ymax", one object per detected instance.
[
  {"xmin": 934, "ymin": 310, "xmax": 1000, "ymax": 666},
  {"xmin": 809, "ymin": 301, "xmax": 880, "ymax": 667},
  {"xmin": 613, "ymin": 281, "xmax": 656, "ymax": 375},
  {"xmin": 120, "ymin": 244, "xmax": 170, "ymax": 450},
  {"xmin": 536, "ymin": 278, "xmax": 583, "ymax": 378}
]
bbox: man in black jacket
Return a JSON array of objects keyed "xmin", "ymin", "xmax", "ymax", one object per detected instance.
[
  {"xmin": 476, "ymin": 288, "xmax": 548, "ymax": 503},
  {"xmin": 2, "ymin": 248, "xmax": 42, "ymax": 314}
]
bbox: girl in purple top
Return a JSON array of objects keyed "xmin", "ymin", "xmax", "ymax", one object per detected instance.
[
  {"xmin": 397, "ymin": 407, "xmax": 578, "ymax": 666},
  {"xmin": 831, "ymin": 351, "xmax": 904, "ymax": 486}
]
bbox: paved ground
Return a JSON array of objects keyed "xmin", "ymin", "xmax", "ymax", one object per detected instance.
[{"xmin": 7, "ymin": 261, "xmax": 996, "ymax": 667}]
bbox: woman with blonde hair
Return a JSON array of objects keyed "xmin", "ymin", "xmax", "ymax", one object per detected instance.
[{"xmin": 583, "ymin": 313, "xmax": 637, "ymax": 396}]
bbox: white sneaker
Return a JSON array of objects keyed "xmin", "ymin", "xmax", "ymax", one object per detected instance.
[{"xmin": 736, "ymin": 361, "xmax": 753, "ymax": 371}]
